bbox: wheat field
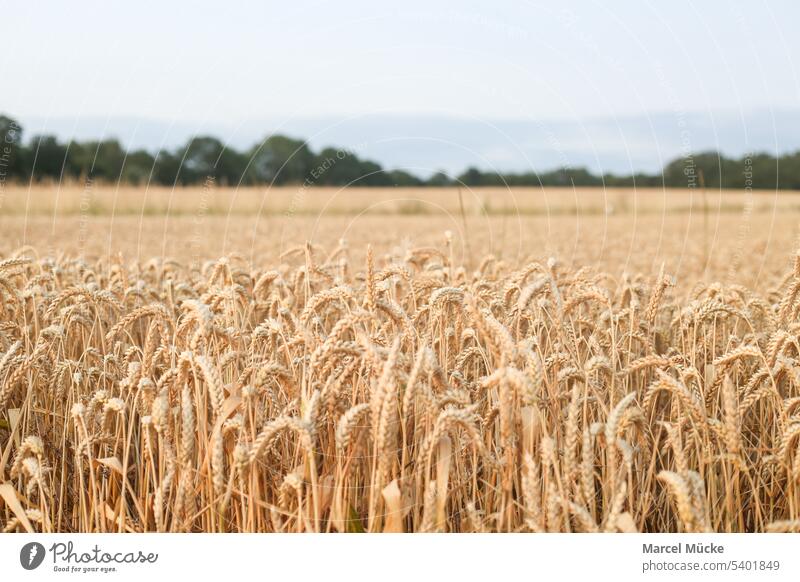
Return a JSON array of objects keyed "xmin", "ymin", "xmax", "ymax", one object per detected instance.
[{"xmin": 2, "ymin": 185, "xmax": 800, "ymax": 533}]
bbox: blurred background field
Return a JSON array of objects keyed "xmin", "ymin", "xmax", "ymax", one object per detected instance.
[
  {"xmin": 1, "ymin": 185, "xmax": 798, "ymax": 291},
  {"xmin": 3, "ymin": 184, "xmax": 799, "ymax": 216}
]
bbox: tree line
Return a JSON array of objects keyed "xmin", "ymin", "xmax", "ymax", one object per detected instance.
[{"xmin": 2, "ymin": 114, "xmax": 799, "ymax": 189}]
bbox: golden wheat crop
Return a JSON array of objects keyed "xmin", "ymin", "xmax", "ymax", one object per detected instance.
[{"xmin": 1, "ymin": 237, "xmax": 800, "ymax": 533}]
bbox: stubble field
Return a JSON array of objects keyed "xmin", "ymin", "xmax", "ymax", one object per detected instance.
[{"xmin": 2, "ymin": 185, "xmax": 800, "ymax": 533}]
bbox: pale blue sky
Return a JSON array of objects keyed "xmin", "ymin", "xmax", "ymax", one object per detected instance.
[
  {"xmin": 2, "ymin": 1, "xmax": 799, "ymax": 173},
  {"xmin": 2, "ymin": 0, "xmax": 798, "ymax": 120}
]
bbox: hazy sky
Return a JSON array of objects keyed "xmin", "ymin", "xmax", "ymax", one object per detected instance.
[
  {"xmin": 2, "ymin": 1, "xmax": 799, "ymax": 174},
  {"xmin": 3, "ymin": 0, "xmax": 798, "ymax": 121}
]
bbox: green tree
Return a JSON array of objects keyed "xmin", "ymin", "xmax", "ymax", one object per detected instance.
[
  {"xmin": 748, "ymin": 152, "xmax": 779, "ymax": 190},
  {"xmin": 27, "ymin": 135, "xmax": 68, "ymax": 180},
  {"xmin": 153, "ymin": 149, "xmax": 182, "ymax": 186},
  {"xmin": 311, "ymin": 148, "xmax": 366, "ymax": 185},
  {"xmin": 122, "ymin": 149, "xmax": 156, "ymax": 185},
  {"xmin": 64, "ymin": 139, "xmax": 127, "ymax": 182},
  {"xmin": 426, "ymin": 171, "xmax": 451, "ymax": 186},
  {"xmin": 457, "ymin": 167, "xmax": 484, "ymax": 186},
  {"xmin": 386, "ymin": 169, "xmax": 422, "ymax": 186},
  {"xmin": 247, "ymin": 135, "xmax": 313, "ymax": 184},
  {"xmin": 777, "ymin": 151, "xmax": 800, "ymax": 190},
  {"xmin": 174, "ymin": 136, "xmax": 246, "ymax": 185},
  {"xmin": 0, "ymin": 115, "xmax": 25, "ymax": 178}
]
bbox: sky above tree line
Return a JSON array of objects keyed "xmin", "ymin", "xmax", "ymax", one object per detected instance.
[{"xmin": 2, "ymin": 0, "xmax": 799, "ymax": 175}]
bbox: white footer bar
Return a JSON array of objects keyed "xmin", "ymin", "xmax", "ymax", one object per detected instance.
[{"xmin": 1, "ymin": 534, "xmax": 798, "ymax": 581}]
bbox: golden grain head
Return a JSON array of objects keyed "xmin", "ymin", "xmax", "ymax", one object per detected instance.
[{"xmin": 0, "ymin": 236, "xmax": 799, "ymax": 534}]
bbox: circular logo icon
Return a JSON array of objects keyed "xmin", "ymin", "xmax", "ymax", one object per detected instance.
[{"xmin": 20, "ymin": 542, "xmax": 46, "ymax": 570}]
